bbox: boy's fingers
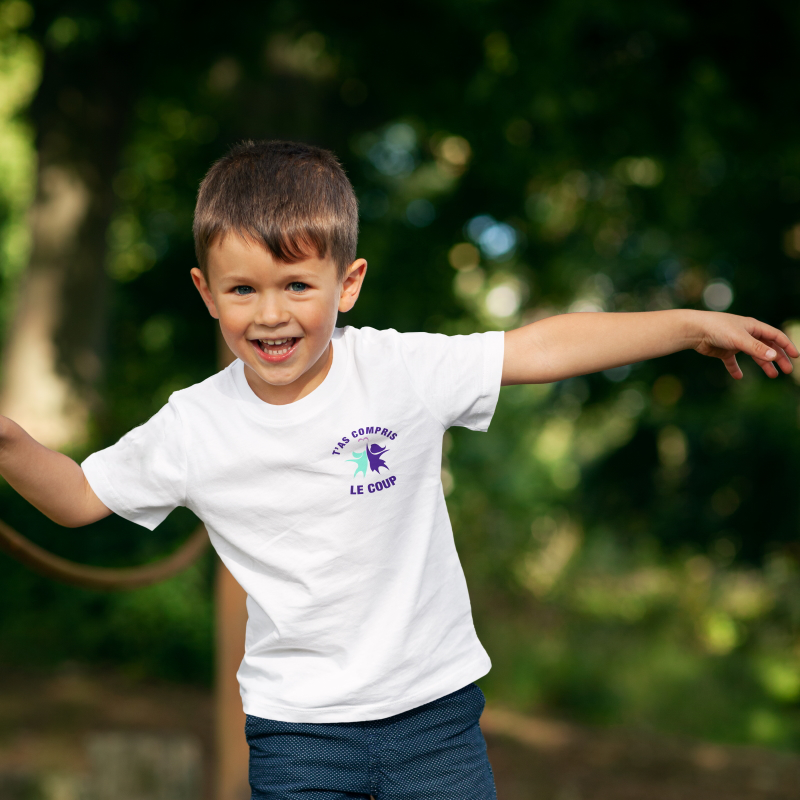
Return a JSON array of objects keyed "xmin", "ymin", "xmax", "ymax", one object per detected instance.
[
  {"xmin": 750, "ymin": 320, "xmax": 800, "ymax": 358},
  {"xmin": 766, "ymin": 340, "xmax": 794, "ymax": 373},
  {"xmin": 750, "ymin": 349, "xmax": 780, "ymax": 378},
  {"xmin": 744, "ymin": 334, "xmax": 778, "ymax": 363},
  {"xmin": 775, "ymin": 331, "xmax": 800, "ymax": 359},
  {"xmin": 752, "ymin": 338, "xmax": 792, "ymax": 376},
  {"xmin": 757, "ymin": 323, "xmax": 800, "ymax": 358},
  {"xmin": 758, "ymin": 359, "xmax": 780, "ymax": 378},
  {"xmin": 723, "ymin": 352, "xmax": 743, "ymax": 379}
]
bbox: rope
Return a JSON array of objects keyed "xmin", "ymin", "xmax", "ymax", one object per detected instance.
[{"xmin": 0, "ymin": 517, "xmax": 209, "ymax": 591}]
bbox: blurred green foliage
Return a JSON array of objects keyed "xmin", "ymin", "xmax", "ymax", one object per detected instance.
[
  {"xmin": 1, "ymin": 0, "xmax": 799, "ymax": 746},
  {"xmin": 0, "ymin": 0, "xmax": 38, "ymax": 323}
]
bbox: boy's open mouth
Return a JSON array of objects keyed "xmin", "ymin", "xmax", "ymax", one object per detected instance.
[{"xmin": 251, "ymin": 337, "xmax": 300, "ymax": 363}]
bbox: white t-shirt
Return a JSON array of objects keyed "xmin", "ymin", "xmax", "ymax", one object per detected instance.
[{"xmin": 83, "ymin": 326, "xmax": 504, "ymax": 723}]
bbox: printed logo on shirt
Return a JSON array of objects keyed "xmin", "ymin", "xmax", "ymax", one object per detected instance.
[
  {"xmin": 347, "ymin": 439, "xmax": 389, "ymax": 476},
  {"xmin": 330, "ymin": 425, "xmax": 398, "ymax": 497}
]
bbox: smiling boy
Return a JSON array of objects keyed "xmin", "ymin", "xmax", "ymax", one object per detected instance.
[
  {"xmin": 0, "ymin": 140, "xmax": 796, "ymax": 800},
  {"xmin": 190, "ymin": 231, "xmax": 366, "ymax": 406}
]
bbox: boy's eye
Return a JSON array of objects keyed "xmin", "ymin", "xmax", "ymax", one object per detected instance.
[
  {"xmin": 288, "ymin": 282, "xmax": 308, "ymax": 293},
  {"xmin": 233, "ymin": 285, "xmax": 254, "ymax": 295}
]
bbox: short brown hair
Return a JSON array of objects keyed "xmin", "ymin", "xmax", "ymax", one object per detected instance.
[{"xmin": 193, "ymin": 140, "xmax": 358, "ymax": 280}]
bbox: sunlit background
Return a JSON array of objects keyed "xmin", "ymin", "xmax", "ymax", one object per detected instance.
[{"xmin": 1, "ymin": 0, "xmax": 800, "ymax": 796}]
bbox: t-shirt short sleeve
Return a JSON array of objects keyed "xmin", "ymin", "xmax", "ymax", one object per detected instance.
[
  {"xmin": 81, "ymin": 400, "xmax": 187, "ymax": 530},
  {"xmin": 398, "ymin": 330, "xmax": 504, "ymax": 431}
]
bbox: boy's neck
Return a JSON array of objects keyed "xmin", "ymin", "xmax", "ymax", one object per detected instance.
[{"xmin": 243, "ymin": 341, "xmax": 334, "ymax": 405}]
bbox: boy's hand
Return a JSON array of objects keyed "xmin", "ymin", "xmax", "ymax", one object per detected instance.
[
  {"xmin": 502, "ymin": 309, "xmax": 799, "ymax": 386},
  {"xmin": 693, "ymin": 313, "xmax": 798, "ymax": 379}
]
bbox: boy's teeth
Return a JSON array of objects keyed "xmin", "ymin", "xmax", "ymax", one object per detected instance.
[{"xmin": 255, "ymin": 337, "xmax": 295, "ymax": 355}]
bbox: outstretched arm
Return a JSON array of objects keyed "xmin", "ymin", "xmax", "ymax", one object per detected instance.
[
  {"xmin": 502, "ymin": 309, "xmax": 798, "ymax": 385},
  {"xmin": 0, "ymin": 416, "xmax": 111, "ymax": 527}
]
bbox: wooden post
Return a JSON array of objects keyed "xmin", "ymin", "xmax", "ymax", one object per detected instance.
[
  {"xmin": 215, "ymin": 562, "xmax": 250, "ymax": 800},
  {"xmin": 215, "ymin": 333, "xmax": 250, "ymax": 800}
]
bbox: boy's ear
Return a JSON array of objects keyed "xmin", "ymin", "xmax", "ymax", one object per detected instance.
[
  {"xmin": 191, "ymin": 267, "xmax": 220, "ymax": 319},
  {"xmin": 338, "ymin": 259, "xmax": 367, "ymax": 313}
]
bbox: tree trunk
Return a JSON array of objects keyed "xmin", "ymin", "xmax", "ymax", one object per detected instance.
[{"xmin": 0, "ymin": 44, "xmax": 132, "ymax": 449}]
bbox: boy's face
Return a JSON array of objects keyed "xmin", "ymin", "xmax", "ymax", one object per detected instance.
[{"xmin": 191, "ymin": 234, "xmax": 366, "ymax": 405}]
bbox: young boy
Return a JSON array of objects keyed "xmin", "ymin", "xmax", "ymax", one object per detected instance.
[{"xmin": 0, "ymin": 140, "xmax": 796, "ymax": 799}]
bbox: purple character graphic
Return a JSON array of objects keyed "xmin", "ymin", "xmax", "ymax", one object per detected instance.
[{"xmin": 366, "ymin": 442, "xmax": 390, "ymax": 474}]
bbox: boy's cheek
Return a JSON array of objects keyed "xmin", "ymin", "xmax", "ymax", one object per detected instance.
[{"xmin": 218, "ymin": 305, "xmax": 250, "ymax": 333}]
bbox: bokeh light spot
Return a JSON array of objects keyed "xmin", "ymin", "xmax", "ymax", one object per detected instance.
[
  {"xmin": 703, "ymin": 279, "xmax": 733, "ymax": 311},
  {"xmin": 485, "ymin": 283, "xmax": 521, "ymax": 318},
  {"xmin": 614, "ymin": 156, "xmax": 664, "ymax": 187},
  {"xmin": 453, "ymin": 268, "xmax": 484, "ymax": 298},
  {"xmin": 436, "ymin": 136, "xmax": 471, "ymax": 167},
  {"xmin": 466, "ymin": 214, "xmax": 517, "ymax": 260},
  {"xmin": 47, "ymin": 17, "xmax": 79, "ymax": 49},
  {"xmin": 367, "ymin": 123, "xmax": 417, "ymax": 176},
  {"xmin": 652, "ymin": 375, "xmax": 683, "ymax": 405},
  {"xmin": 783, "ymin": 224, "xmax": 800, "ymax": 259},
  {"xmin": 448, "ymin": 242, "xmax": 479, "ymax": 270},
  {"xmin": 603, "ymin": 365, "xmax": 631, "ymax": 382},
  {"xmin": 658, "ymin": 426, "xmax": 688, "ymax": 467}
]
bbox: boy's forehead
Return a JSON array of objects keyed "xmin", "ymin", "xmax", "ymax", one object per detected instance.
[{"xmin": 207, "ymin": 232, "xmax": 333, "ymax": 275}]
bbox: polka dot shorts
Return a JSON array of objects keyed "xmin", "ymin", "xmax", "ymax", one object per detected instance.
[{"xmin": 245, "ymin": 683, "xmax": 497, "ymax": 799}]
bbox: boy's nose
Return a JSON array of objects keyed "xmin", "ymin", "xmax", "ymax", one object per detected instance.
[{"xmin": 254, "ymin": 293, "xmax": 290, "ymax": 327}]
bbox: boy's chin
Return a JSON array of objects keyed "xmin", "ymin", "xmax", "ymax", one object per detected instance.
[
  {"xmin": 247, "ymin": 354, "xmax": 321, "ymax": 386},
  {"xmin": 246, "ymin": 361, "xmax": 302, "ymax": 386}
]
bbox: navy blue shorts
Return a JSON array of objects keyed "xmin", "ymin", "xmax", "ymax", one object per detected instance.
[{"xmin": 246, "ymin": 683, "xmax": 497, "ymax": 799}]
